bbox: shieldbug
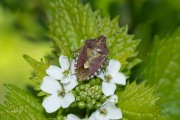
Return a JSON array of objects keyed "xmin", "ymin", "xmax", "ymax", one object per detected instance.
[{"xmin": 75, "ymin": 35, "xmax": 109, "ymax": 81}]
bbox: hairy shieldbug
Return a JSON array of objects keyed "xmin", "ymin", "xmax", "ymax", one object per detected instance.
[{"xmin": 75, "ymin": 35, "xmax": 109, "ymax": 81}]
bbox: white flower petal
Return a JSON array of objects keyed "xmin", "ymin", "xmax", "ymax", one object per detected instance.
[
  {"xmin": 46, "ymin": 65, "xmax": 64, "ymax": 80},
  {"xmin": 88, "ymin": 113, "xmax": 97, "ymax": 120},
  {"xmin": 42, "ymin": 94, "xmax": 61, "ymax": 113},
  {"xmin": 101, "ymin": 101, "xmax": 116, "ymax": 109},
  {"xmin": 67, "ymin": 114, "xmax": 81, "ymax": 120},
  {"xmin": 61, "ymin": 76, "xmax": 71, "ymax": 84},
  {"xmin": 106, "ymin": 59, "xmax": 121, "ymax": 77},
  {"xmin": 99, "ymin": 116, "xmax": 109, "ymax": 120},
  {"xmin": 63, "ymin": 75, "xmax": 78, "ymax": 92},
  {"xmin": 61, "ymin": 92, "xmax": 75, "ymax": 108},
  {"xmin": 70, "ymin": 59, "xmax": 76, "ymax": 74},
  {"xmin": 97, "ymin": 71, "xmax": 105, "ymax": 81},
  {"xmin": 40, "ymin": 76, "xmax": 62, "ymax": 94},
  {"xmin": 111, "ymin": 73, "xmax": 126, "ymax": 85},
  {"xmin": 108, "ymin": 95, "xmax": 118, "ymax": 103},
  {"xmin": 59, "ymin": 55, "xmax": 70, "ymax": 71},
  {"xmin": 106, "ymin": 108, "xmax": 122, "ymax": 119},
  {"xmin": 102, "ymin": 82, "xmax": 116, "ymax": 96},
  {"xmin": 94, "ymin": 111, "xmax": 108, "ymax": 120},
  {"xmin": 94, "ymin": 111, "xmax": 101, "ymax": 120}
]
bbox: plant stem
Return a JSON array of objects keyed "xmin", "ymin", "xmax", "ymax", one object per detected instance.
[{"xmin": 85, "ymin": 109, "xmax": 89, "ymax": 118}]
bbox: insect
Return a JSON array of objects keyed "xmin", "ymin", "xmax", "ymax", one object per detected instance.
[{"xmin": 75, "ymin": 35, "xmax": 109, "ymax": 81}]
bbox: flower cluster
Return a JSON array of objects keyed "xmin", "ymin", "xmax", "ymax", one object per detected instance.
[
  {"xmin": 40, "ymin": 55, "xmax": 126, "ymax": 119},
  {"xmin": 67, "ymin": 101, "xmax": 122, "ymax": 120},
  {"xmin": 40, "ymin": 55, "xmax": 78, "ymax": 113}
]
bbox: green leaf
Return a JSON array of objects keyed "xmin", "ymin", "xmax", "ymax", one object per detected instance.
[
  {"xmin": 117, "ymin": 82, "xmax": 166, "ymax": 120},
  {"xmin": 23, "ymin": 54, "xmax": 50, "ymax": 85},
  {"xmin": 46, "ymin": 0, "xmax": 140, "ymax": 75},
  {"xmin": 142, "ymin": 28, "xmax": 180, "ymax": 119},
  {"xmin": 0, "ymin": 84, "xmax": 46, "ymax": 120},
  {"xmin": 52, "ymin": 36, "xmax": 71, "ymax": 59}
]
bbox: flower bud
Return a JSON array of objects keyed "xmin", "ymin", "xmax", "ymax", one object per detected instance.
[
  {"xmin": 80, "ymin": 85, "xmax": 85, "ymax": 90},
  {"xmin": 94, "ymin": 94, "xmax": 101, "ymax": 100},
  {"xmin": 98, "ymin": 88, "xmax": 102, "ymax": 94},
  {"xmin": 79, "ymin": 91, "xmax": 86, "ymax": 96},
  {"xmin": 85, "ymin": 84, "xmax": 90, "ymax": 88},
  {"xmin": 94, "ymin": 102, "xmax": 101, "ymax": 109},
  {"xmin": 78, "ymin": 101, "xmax": 86, "ymax": 109},
  {"xmin": 100, "ymin": 95, "xmax": 106, "ymax": 103},
  {"xmin": 95, "ymin": 78, "xmax": 101, "ymax": 85},
  {"xmin": 91, "ymin": 89, "xmax": 95, "ymax": 94},
  {"xmin": 91, "ymin": 94, "xmax": 95, "ymax": 99},
  {"xmin": 89, "ymin": 79, "xmax": 96, "ymax": 85},
  {"xmin": 92, "ymin": 99, "xmax": 96, "ymax": 104},
  {"xmin": 76, "ymin": 96, "xmax": 81, "ymax": 101},
  {"xmin": 87, "ymin": 92, "xmax": 92, "ymax": 96},
  {"xmin": 86, "ymin": 97, "xmax": 91, "ymax": 103},
  {"xmin": 75, "ymin": 86, "xmax": 80, "ymax": 93},
  {"xmin": 86, "ymin": 103, "xmax": 93, "ymax": 110},
  {"xmin": 80, "ymin": 95, "xmax": 86, "ymax": 101},
  {"xmin": 94, "ymin": 85, "xmax": 100, "ymax": 91}
]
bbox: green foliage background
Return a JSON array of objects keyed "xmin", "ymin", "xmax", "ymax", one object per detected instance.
[{"xmin": 0, "ymin": 0, "xmax": 179, "ymax": 119}]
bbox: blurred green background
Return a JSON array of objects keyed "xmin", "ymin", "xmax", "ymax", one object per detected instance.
[
  {"xmin": 0, "ymin": 0, "xmax": 179, "ymax": 115},
  {"xmin": 0, "ymin": 0, "xmax": 50, "ymax": 103}
]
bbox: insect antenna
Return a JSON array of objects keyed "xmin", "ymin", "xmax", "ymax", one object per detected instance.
[
  {"xmin": 96, "ymin": 16, "xmax": 101, "ymax": 36},
  {"xmin": 107, "ymin": 31, "xmax": 121, "ymax": 40},
  {"xmin": 96, "ymin": 16, "xmax": 122, "ymax": 40}
]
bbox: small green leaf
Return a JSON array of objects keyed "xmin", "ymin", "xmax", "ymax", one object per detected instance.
[
  {"xmin": 0, "ymin": 85, "xmax": 46, "ymax": 120},
  {"xmin": 23, "ymin": 54, "xmax": 49, "ymax": 84},
  {"xmin": 117, "ymin": 82, "xmax": 166, "ymax": 120}
]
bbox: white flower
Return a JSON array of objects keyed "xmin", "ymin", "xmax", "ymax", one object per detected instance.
[
  {"xmin": 97, "ymin": 59, "xmax": 126, "ymax": 96},
  {"xmin": 89, "ymin": 101, "xmax": 122, "ymax": 120},
  {"xmin": 40, "ymin": 55, "xmax": 78, "ymax": 113},
  {"xmin": 46, "ymin": 55, "xmax": 78, "ymax": 92},
  {"xmin": 107, "ymin": 95, "xmax": 118, "ymax": 104},
  {"xmin": 40, "ymin": 76, "xmax": 75, "ymax": 113}
]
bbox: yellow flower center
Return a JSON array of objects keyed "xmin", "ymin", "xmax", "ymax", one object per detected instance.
[
  {"xmin": 63, "ymin": 70, "xmax": 69, "ymax": 76},
  {"xmin": 57, "ymin": 90, "xmax": 65, "ymax": 97},
  {"xmin": 100, "ymin": 108, "xmax": 107, "ymax": 116},
  {"xmin": 104, "ymin": 74, "xmax": 112, "ymax": 82}
]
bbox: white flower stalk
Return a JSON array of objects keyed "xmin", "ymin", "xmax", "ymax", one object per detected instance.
[
  {"xmin": 97, "ymin": 59, "xmax": 126, "ymax": 96},
  {"xmin": 46, "ymin": 55, "xmax": 78, "ymax": 92},
  {"xmin": 40, "ymin": 76, "xmax": 75, "ymax": 113},
  {"xmin": 89, "ymin": 101, "xmax": 122, "ymax": 120}
]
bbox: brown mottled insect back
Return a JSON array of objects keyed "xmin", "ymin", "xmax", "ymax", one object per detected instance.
[{"xmin": 75, "ymin": 35, "xmax": 109, "ymax": 81}]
